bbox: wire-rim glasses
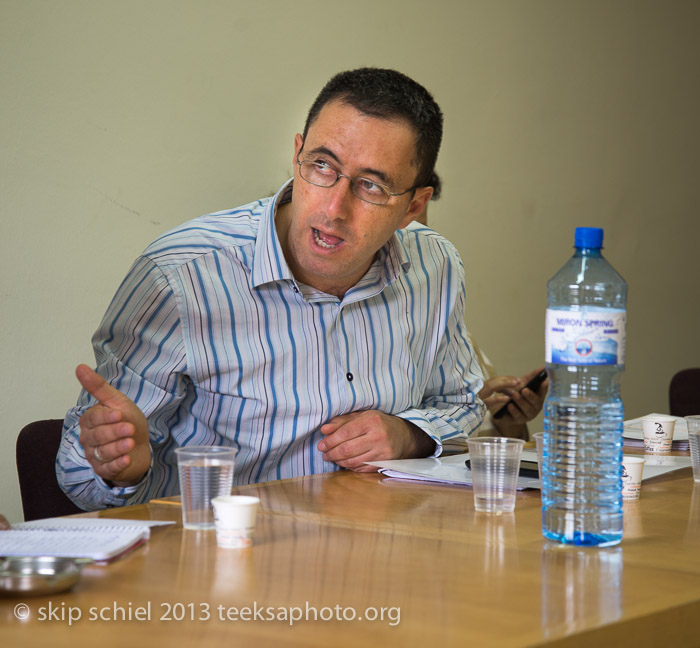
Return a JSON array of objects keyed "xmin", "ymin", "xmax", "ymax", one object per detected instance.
[{"xmin": 296, "ymin": 154, "xmax": 416, "ymax": 206}]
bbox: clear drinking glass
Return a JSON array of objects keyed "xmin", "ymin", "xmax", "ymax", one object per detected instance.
[
  {"xmin": 175, "ymin": 446, "xmax": 237, "ymax": 530},
  {"xmin": 686, "ymin": 416, "xmax": 700, "ymax": 483},
  {"xmin": 467, "ymin": 437, "xmax": 525, "ymax": 513}
]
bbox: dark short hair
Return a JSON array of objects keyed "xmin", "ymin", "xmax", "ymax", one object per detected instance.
[
  {"xmin": 303, "ymin": 67, "xmax": 443, "ymax": 189},
  {"xmin": 427, "ymin": 170, "xmax": 442, "ymax": 200}
]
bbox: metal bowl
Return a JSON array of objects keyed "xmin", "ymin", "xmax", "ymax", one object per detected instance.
[{"xmin": 0, "ymin": 556, "xmax": 83, "ymax": 596}]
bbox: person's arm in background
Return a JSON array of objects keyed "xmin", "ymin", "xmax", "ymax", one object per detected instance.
[
  {"xmin": 478, "ymin": 367, "xmax": 548, "ymax": 440},
  {"xmin": 0, "ymin": 514, "xmax": 10, "ymax": 530}
]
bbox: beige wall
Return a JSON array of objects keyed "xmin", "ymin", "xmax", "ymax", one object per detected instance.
[{"xmin": 2, "ymin": 0, "xmax": 698, "ymax": 522}]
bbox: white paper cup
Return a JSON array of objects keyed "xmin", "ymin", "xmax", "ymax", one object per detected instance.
[
  {"xmin": 641, "ymin": 416, "xmax": 676, "ymax": 453},
  {"xmin": 621, "ymin": 456, "xmax": 645, "ymax": 500},
  {"xmin": 211, "ymin": 496, "xmax": 260, "ymax": 548}
]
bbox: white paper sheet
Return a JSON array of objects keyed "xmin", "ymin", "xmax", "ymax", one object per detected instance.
[{"xmin": 368, "ymin": 453, "xmax": 542, "ymax": 490}]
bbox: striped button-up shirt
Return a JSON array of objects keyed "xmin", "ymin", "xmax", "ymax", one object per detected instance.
[{"xmin": 58, "ymin": 181, "xmax": 485, "ymax": 510}]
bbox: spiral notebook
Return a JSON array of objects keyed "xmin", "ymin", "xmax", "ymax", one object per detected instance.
[{"xmin": 0, "ymin": 518, "xmax": 174, "ymax": 563}]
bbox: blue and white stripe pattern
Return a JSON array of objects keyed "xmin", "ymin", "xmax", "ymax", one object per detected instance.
[{"xmin": 58, "ymin": 181, "xmax": 485, "ymax": 510}]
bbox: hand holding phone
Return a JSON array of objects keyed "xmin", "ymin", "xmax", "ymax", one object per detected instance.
[{"xmin": 492, "ymin": 369, "xmax": 548, "ymax": 420}]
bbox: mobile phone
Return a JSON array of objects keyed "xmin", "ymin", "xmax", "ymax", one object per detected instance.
[
  {"xmin": 465, "ymin": 458, "xmax": 539, "ymax": 478},
  {"xmin": 518, "ymin": 459, "xmax": 540, "ymax": 478},
  {"xmin": 492, "ymin": 369, "xmax": 548, "ymax": 420}
]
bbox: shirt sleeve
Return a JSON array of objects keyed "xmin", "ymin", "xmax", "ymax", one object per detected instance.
[
  {"xmin": 394, "ymin": 250, "xmax": 486, "ymax": 455},
  {"xmin": 467, "ymin": 334, "xmax": 498, "ymax": 436},
  {"xmin": 57, "ymin": 256, "xmax": 188, "ymax": 510}
]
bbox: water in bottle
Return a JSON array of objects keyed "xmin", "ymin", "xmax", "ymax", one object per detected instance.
[{"xmin": 542, "ymin": 227, "xmax": 627, "ymax": 547}]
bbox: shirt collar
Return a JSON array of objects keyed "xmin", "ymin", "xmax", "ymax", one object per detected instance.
[
  {"xmin": 382, "ymin": 228, "xmax": 412, "ymax": 278},
  {"xmin": 250, "ymin": 179, "xmax": 295, "ymax": 289},
  {"xmin": 250, "ymin": 179, "xmax": 412, "ymax": 293}
]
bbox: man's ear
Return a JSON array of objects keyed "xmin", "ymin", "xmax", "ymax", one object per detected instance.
[
  {"xmin": 400, "ymin": 186, "xmax": 433, "ymax": 228},
  {"xmin": 293, "ymin": 133, "xmax": 304, "ymax": 166}
]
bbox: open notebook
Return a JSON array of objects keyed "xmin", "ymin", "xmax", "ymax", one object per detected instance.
[{"xmin": 0, "ymin": 518, "xmax": 174, "ymax": 563}]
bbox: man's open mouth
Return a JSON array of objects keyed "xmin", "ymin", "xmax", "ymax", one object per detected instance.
[{"xmin": 313, "ymin": 228, "xmax": 344, "ymax": 249}]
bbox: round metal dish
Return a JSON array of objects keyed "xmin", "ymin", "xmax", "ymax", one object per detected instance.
[{"xmin": 0, "ymin": 556, "xmax": 83, "ymax": 596}]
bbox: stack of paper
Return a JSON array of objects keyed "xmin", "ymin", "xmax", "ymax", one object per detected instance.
[
  {"xmin": 368, "ymin": 452, "xmax": 542, "ymax": 490},
  {"xmin": 368, "ymin": 441, "xmax": 693, "ymax": 488}
]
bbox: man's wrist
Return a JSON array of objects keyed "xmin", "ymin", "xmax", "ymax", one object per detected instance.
[
  {"xmin": 493, "ymin": 418, "xmax": 529, "ymax": 440},
  {"xmin": 404, "ymin": 421, "xmax": 437, "ymax": 458},
  {"xmin": 111, "ymin": 478, "xmax": 145, "ymax": 488},
  {"xmin": 104, "ymin": 475, "xmax": 145, "ymax": 489}
]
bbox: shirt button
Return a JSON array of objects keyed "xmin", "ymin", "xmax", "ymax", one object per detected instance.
[
  {"xmin": 346, "ymin": 372, "xmax": 353, "ymax": 382},
  {"xmin": 292, "ymin": 285, "xmax": 299, "ymax": 293}
]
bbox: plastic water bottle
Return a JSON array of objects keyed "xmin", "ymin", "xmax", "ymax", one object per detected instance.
[{"xmin": 542, "ymin": 227, "xmax": 627, "ymax": 547}]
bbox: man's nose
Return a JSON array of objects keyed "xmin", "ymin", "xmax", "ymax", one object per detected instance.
[{"xmin": 324, "ymin": 176, "xmax": 354, "ymax": 219}]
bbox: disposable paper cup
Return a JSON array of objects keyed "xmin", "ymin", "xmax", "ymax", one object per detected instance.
[
  {"xmin": 467, "ymin": 437, "xmax": 525, "ymax": 514},
  {"xmin": 621, "ymin": 456, "xmax": 645, "ymax": 500},
  {"xmin": 211, "ymin": 496, "xmax": 260, "ymax": 549},
  {"xmin": 175, "ymin": 446, "xmax": 236, "ymax": 530},
  {"xmin": 686, "ymin": 416, "xmax": 700, "ymax": 483},
  {"xmin": 642, "ymin": 416, "xmax": 676, "ymax": 453}
]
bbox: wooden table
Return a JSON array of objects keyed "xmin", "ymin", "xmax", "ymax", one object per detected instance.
[{"xmin": 3, "ymin": 460, "xmax": 700, "ymax": 647}]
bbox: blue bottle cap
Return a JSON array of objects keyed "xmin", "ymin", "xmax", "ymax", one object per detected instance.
[{"xmin": 574, "ymin": 227, "xmax": 604, "ymax": 248}]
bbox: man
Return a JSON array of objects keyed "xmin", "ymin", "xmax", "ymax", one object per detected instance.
[{"xmin": 58, "ymin": 68, "xmax": 485, "ymax": 510}]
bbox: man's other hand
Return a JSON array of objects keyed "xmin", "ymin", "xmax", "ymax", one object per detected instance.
[{"xmin": 318, "ymin": 410, "xmax": 436, "ymax": 472}]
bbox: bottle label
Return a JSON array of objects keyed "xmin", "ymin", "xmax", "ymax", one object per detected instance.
[{"xmin": 545, "ymin": 308, "xmax": 626, "ymax": 365}]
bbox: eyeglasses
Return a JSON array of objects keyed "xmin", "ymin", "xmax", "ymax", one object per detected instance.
[{"xmin": 296, "ymin": 154, "xmax": 416, "ymax": 206}]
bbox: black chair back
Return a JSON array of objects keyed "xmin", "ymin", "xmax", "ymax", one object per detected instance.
[
  {"xmin": 16, "ymin": 419, "xmax": 84, "ymax": 521},
  {"xmin": 669, "ymin": 368, "xmax": 700, "ymax": 417}
]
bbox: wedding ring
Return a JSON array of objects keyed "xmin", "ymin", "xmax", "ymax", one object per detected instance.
[{"xmin": 94, "ymin": 446, "xmax": 104, "ymax": 463}]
